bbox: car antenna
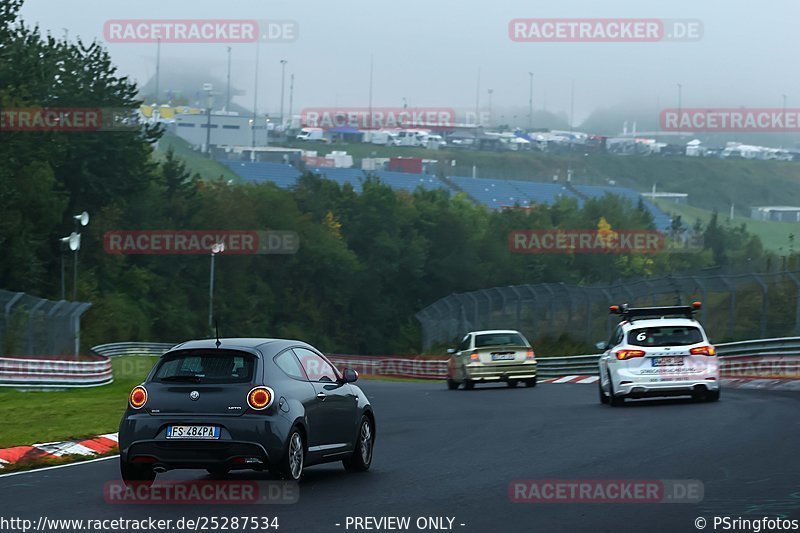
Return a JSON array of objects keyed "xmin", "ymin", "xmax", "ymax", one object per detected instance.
[{"xmin": 215, "ymin": 320, "xmax": 221, "ymax": 349}]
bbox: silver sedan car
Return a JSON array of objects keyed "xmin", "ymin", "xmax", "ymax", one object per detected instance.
[{"xmin": 446, "ymin": 330, "xmax": 537, "ymax": 389}]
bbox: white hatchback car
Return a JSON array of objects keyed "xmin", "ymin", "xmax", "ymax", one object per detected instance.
[{"xmin": 597, "ymin": 303, "xmax": 720, "ymax": 405}]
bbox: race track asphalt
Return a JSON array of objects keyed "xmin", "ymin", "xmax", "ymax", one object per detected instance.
[{"xmin": 1, "ymin": 381, "xmax": 798, "ymax": 533}]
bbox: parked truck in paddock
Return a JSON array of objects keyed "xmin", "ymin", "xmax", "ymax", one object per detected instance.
[{"xmin": 296, "ymin": 127, "xmax": 326, "ymax": 142}]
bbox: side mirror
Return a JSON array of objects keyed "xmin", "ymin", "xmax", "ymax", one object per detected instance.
[
  {"xmin": 342, "ymin": 367, "xmax": 358, "ymax": 383},
  {"xmin": 595, "ymin": 341, "xmax": 608, "ymax": 351},
  {"xmin": 446, "ymin": 348, "xmax": 457, "ymax": 355}
]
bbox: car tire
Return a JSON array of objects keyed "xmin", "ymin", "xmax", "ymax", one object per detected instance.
[
  {"xmin": 447, "ymin": 379, "xmax": 458, "ymax": 390},
  {"xmin": 206, "ymin": 467, "xmax": 230, "ymax": 478},
  {"xmin": 120, "ymin": 459, "xmax": 155, "ymax": 487},
  {"xmin": 608, "ymin": 372, "xmax": 625, "ymax": 407},
  {"xmin": 343, "ymin": 415, "xmax": 374, "ymax": 473},
  {"xmin": 599, "ymin": 379, "xmax": 609, "ymax": 404},
  {"xmin": 507, "ymin": 380, "xmax": 519, "ymax": 388},
  {"xmin": 525, "ymin": 377, "xmax": 537, "ymax": 387},
  {"xmin": 277, "ymin": 429, "xmax": 305, "ymax": 481},
  {"xmin": 705, "ymin": 389, "xmax": 721, "ymax": 402}
]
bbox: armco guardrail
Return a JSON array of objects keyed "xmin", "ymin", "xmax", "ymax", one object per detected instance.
[
  {"xmin": 0, "ymin": 355, "xmax": 113, "ymax": 388},
  {"xmin": 535, "ymin": 354, "xmax": 599, "ymax": 378},
  {"xmin": 91, "ymin": 342, "xmax": 175, "ymax": 358},
  {"xmin": 85, "ymin": 338, "xmax": 800, "ymax": 381}
]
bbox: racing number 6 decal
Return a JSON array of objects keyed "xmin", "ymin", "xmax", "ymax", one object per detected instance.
[{"xmin": 636, "ymin": 332, "xmax": 647, "ymax": 342}]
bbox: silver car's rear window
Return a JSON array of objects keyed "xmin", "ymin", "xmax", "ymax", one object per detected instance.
[
  {"xmin": 627, "ymin": 326, "xmax": 704, "ymax": 347},
  {"xmin": 475, "ymin": 333, "xmax": 527, "ymax": 348},
  {"xmin": 153, "ymin": 350, "xmax": 255, "ymax": 384}
]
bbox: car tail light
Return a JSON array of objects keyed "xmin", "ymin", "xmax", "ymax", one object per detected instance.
[
  {"xmin": 470, "ymin": 352, "xmax": 479, "ymax": 362},
  {"xmin": 526, "ymin": 349, "xmax": 536, "ymax": 361},
  {"xmin": 692, "ymin": 301, "xmax": 702, "ymax": 310},
  {"xmin": 615, "ymin": 349, "xmax": 645, "ymax": 361},
  {"xmin": 247, "ymin": 387, "xmax": 274, "ymax": 410},
  {"xmin": 690, "ymin": 345, "xmax": 716, "ymax": 356},
  {"xmin": 129, "ymin": 386, "xmax": 148, "ymax": 409}
]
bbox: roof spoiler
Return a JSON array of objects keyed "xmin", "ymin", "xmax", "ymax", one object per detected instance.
[{"xmin": 609, "ymin": 302, "xmax": 701, "ymax": 321}]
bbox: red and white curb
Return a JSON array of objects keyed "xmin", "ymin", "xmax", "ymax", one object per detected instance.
[
  {"xmin": 721, "ymin": 378, "xmax": 800, "ymax": 391},
  {"xmin": 542, "ymin": 375, "xmax": 800, "ymax": 391},
  {"xmin": 0, "ymin": 433, "xmax": 118, "ymax": 470},
  {"xmin": 542, "ymin": 375, "xmax": 599, "ymax": 384}
]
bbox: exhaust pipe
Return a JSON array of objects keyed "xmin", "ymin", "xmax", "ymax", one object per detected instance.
[{"xmin": 153, "ymin": 465, "xmax": 168, "ymax": 474}]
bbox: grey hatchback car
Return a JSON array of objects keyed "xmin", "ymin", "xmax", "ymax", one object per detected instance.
[{"xmin": 118, "ymin": 338, "xmax": 375, "ymax": 484}]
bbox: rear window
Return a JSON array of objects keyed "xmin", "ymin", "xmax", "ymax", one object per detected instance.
[
  {"xmin": 153, "ymin": 350, "xmax": 255, "ymax": 384},
  {"xmin": 627, "ymin": 326, "xmax": 704, "ymax": 347},
  {"xmin": 475, "ymin": 333, "xmax": 527, "ymax": 348}
]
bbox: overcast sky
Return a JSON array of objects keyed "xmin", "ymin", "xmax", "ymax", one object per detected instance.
[{"xmin": 17, "ymin": 0, "xmax": 800, "ymax": 125}]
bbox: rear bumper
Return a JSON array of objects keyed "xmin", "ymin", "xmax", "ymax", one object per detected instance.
[
  {"xmin": 119, "ymin": 412, "xmax": 290, "ymax": 469},
  {"xmin": 465, "ymin": 362, "xmax": 537, "ymax": 381},
  {"xmin": 125, "ymin": 440, "xmax": 271, "ymax": 469},
  {"xmin": 615, "ymin": 378, "xmax": 720, "ymax": 398}
]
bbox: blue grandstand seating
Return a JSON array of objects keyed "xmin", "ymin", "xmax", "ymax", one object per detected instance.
[
  {"xmin": 369, "ymin": 171, "xmax": 447, "ymax": 193},
  {"xmin": 219, "ymin": 161, "xmax": 301, "ymax": 188},
  {"xmin": 309, "ymin": 167, "xmax": 366, "ymax": 192},
  {"xmin": 574, "ymin": 184, "xmax": 673, "ymax": 231},
  {"xmin": 448, "ymin": 176, "xmax": 579, "ymax": 209},
  {"xmin": 507, "ymin": 180, "xmax": 580, "ymax": 206},
  {"xmin": 217, "ymin": 160, "xmax": 673, "ymax": 231}
]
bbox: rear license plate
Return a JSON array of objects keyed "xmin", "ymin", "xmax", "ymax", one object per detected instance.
[
  {"xmin": 166, "ymin": 425, "xmax": 220, "ymax": 439},
  {"xmin": 651, "ymin": 357, "xmax": 684, "ymax": 367},
  {"xmin": 491, "ymin": 353, "xmax": 515, "ymax": 361}
]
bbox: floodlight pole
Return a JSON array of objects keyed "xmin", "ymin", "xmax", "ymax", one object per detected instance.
[
  {"xmin": 209, "ymin": 244, "xmax": 224, "ymax": 333},
  {"xmin": 73, "ymin": 247, "xmax": 78, "ymax": 301},
  {"xmin": 60, "ymin": 253, "xmax": 65, "ymax": 300},
  {"xmin": 209, "ymin": 252, "xmax": 216, "ymax": 331},
  {"xmin": 69, "ymin": 212, "xmax": 89, "ymax": 301}
]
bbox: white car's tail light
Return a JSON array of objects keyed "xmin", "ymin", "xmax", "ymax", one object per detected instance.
[
  {"xmin": 469, "ymin": 352, "xmax": 479, "ymax": 362},
  {"xmin": 129, "ymin": 386, "xmax": 148, "ymax": 409},
  {"xmin": 615, "ymin": 349, "xmax": 645, "ymax": 361},
  {"xmin": 690, "ymin": 345, "xmax": 716, "ymax": 356},
  {"xmin": 247, "ymin": 387, "xmax": 274, "ymax": 410},
  {"xmin": 526, "ymin": 349, "xmax": 536, "ymax": 361}
]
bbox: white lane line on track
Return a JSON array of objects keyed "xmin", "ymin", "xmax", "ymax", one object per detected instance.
[
  {"xmin": 0, "ymin": 455, "xmax": 118, "ymax": 478},
  {"xmin": 577, "ymin": 376, "xmax": 599, "ymax": 384},
  {"xmin": 552, "ymin": 375, "xmax": 579, "ymax": 383}
]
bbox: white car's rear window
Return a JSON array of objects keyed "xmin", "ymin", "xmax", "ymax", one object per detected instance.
[{"xmin": 627, "ymin": 326, "xmax": 704, "ymax": 347}]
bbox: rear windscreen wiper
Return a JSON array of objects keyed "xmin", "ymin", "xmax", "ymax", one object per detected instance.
[{"xmin": 160, "ymin": 375, "xmax": 202, "ymax": 382}]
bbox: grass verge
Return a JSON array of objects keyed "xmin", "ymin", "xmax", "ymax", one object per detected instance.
[
  {"xmin": 652, "ymin": 198, "xmax": 798, "ymax": 252},
  {"xmin": 0, "ymin": 357, "xmax": 157, "ymax": 449}
]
